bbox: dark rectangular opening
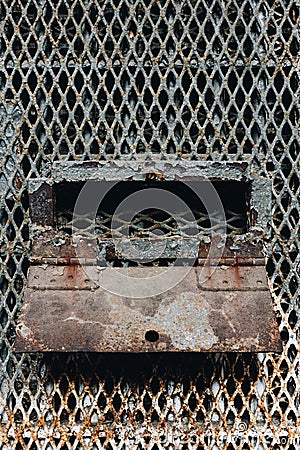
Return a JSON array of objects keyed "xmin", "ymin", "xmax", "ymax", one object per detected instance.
[{"xmin": 54, "ymin": 180, "xmax": 249, "ymax": 238}]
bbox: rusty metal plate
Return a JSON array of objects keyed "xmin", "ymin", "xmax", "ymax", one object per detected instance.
[
  {"xmin": 15, "ymin": 267, "xmax": 281, "ymax": 353},
  {"xmin": 28, "ymin": 265, "xmax": 269, "ymax": 291},
  {"xmin": 28, "ymin": 265, "xmax": 99, "ymax": 290}
]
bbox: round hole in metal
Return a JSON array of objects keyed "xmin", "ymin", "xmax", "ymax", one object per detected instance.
[{"xmin": 145, "ymin": 330, "xmax": 159, "ymax": 342}]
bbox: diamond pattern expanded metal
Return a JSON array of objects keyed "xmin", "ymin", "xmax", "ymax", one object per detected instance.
[{"xmin": 0, "ymin": 0, "xmax": 299, "ymax": 449}]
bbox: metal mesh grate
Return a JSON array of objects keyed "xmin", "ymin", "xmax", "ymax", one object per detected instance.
[
  {"xmin": 0, "ymin": 0, "xmax": 299, "ymax": 448},
  {"xmin": 1, "ymin": 0, "xmax": 298, "ymax": 165}
]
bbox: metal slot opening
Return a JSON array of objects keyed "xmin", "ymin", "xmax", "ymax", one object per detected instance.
[
  {"xmin": 14, "ymin": 162, "xmax": 281, "ymax": 353},
  {"xmin": 52, "ymin": 180, "xmax": 250, "ymax": 266},
  {"xmin": 54, "ymin": 180, "xmax": 249, "ymax": 237}
]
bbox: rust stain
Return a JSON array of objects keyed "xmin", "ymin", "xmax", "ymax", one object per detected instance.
[{"xmin": 233, "ymin": 263, "xmax": 241, "ymax": 290}]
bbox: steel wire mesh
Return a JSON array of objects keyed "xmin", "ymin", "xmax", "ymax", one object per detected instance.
[{"xmin": 56, "ymin": 208, "xmax": 248, "ymax": 238}]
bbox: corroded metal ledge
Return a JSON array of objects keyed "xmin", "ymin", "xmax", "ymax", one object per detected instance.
[{"xmin": 15, "ymin": 266, "xmax": 281, "ymax": 353}]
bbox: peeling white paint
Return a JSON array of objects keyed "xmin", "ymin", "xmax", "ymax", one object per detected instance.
[{"xmin": 157, "ymin": 293, "xmax": 218, "ymax": 350}]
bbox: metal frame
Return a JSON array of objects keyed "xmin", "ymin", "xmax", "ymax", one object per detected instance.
[{"xmin": 28, "ymin": 160, "xmax": 272, "ymax": 261}]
